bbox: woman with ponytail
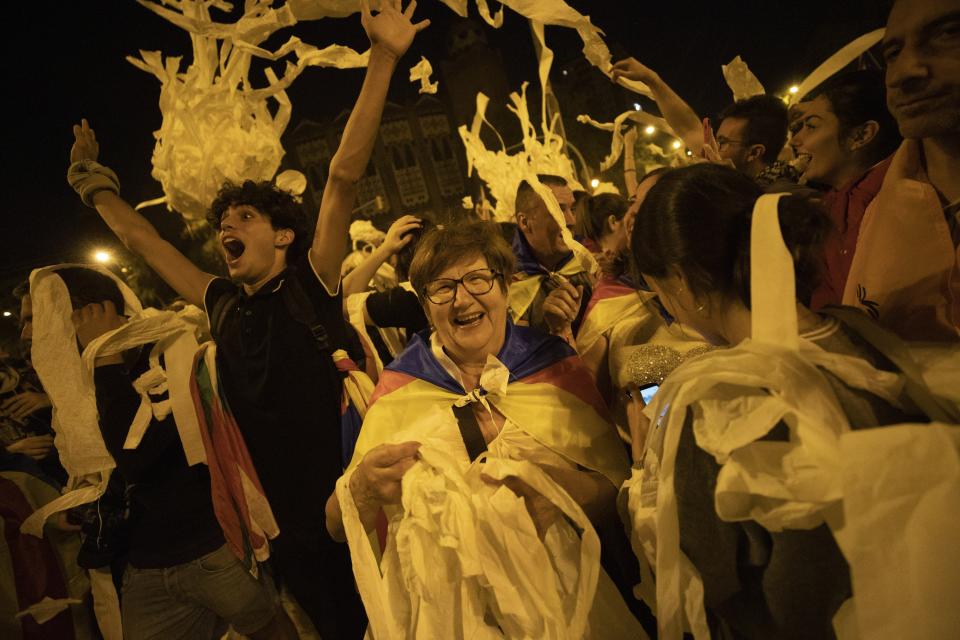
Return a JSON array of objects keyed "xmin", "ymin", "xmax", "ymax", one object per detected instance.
[{"xmin": 623, "ymin": 163, "xmax": 953, "ymax": 639}]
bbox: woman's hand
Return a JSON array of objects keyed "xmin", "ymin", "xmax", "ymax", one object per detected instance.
[
  {"xmin": 623, "ymin": 384, "xmax": 652, "ymax": 463},
  {"xmin": 350, "ymin": 441, "xmax": 421, "ymax": 507},
  {"xmin": 380, "ymin": 215, "xmax": 421, "ymax": 256},
  {"xmin": 361, "ymin": 0, "xmax": 430, "ymax": 62}
]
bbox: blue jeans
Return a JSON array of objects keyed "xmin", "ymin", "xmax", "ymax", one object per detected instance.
[{"xmin": 121, "ymin": 545, "xmax": 278, "ymax": 639}]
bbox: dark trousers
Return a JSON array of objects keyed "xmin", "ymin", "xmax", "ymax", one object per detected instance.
[{"xmin": 271, "ymin": 533, "xmax": 367, "ymax": 639}]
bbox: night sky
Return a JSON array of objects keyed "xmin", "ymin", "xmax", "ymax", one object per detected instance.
[{"xmin": 1, "ymin": 0, "xmax": 889, "ymax": 315}]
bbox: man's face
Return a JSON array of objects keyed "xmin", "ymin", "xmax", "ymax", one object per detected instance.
[
  {"xmin": 519, "ymin": 183, "xmax": 574, "ymax": 267},
  {"xmin": 19, "ymin": 295, "xmax": 32, "ymax": 349},
  {"xmin": 549, "ymin": 183, "xmax": 576, "ymax": 230},
  {"xmin": 883, "ymin": 0, "xmax": 960, "ymax": 139},
  {"xmin": 715, "ymin": 117, "xmax": 753, "ymax": 171},
  {"xmin": 218, "ymin": 204, "xmax": 292, "ymax": 284}
]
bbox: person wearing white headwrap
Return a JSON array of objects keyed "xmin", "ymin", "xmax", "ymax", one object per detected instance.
[
  {"xmin": 26, "ymin": 266, "xmax": 294, "ymax": 639},
  {"xmin": 624, "ymin": 164, "xmax": 959, "ymax": 639}
]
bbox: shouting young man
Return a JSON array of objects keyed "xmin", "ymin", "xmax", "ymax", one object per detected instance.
[{"xmin": 66, "ymin": 2, "xmax": 429, "ymax": 636}]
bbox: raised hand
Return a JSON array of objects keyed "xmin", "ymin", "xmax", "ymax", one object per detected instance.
[
  {"xmin": 700, "ymin": 118, "xmax": 736, "ymax": 169},
  {"xmin": 70, "ymin": 118, "xmax": 99, "ymax": 164},
  {"xmin": 381, "ymin": 214, "xmax": 421, "ymax": 255},
  {"xmin": 611, "ymin": 57, "xmax": 659, "ymax": 85},
  {"xmin": 361, "ymin": 0, "xmax": 430, "ymax": 61}
]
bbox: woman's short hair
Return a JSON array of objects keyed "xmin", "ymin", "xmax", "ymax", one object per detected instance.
[
  {"xmin": 409, "ymin": 221, "xmax": 516, "ymax": 297},
  {"xmin": 630, "ymin": 163, "xmax": 831, "ymax": 307},
  {"xmin": 574, "ymin": 193, "xmax": 629, "ymax": 242}
]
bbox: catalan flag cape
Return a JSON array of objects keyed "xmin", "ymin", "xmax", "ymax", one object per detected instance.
[
  {"xmin": 332, "ymin": 349, "xmax": 375, "ymax": 468},
  {"xmin": 190, "ymin": 343, "xmax": 278, "ymax": 563},
  {"xmin": 508, "ymin": 230, "xmax": 594, "ymax": 326},
  {"xmin": 576, "ymin": 276, "xmax": 656, "ymax": 355},
  {"xmin": 347, "ymin": 322, "xmax": 628, "ymax": 487}
]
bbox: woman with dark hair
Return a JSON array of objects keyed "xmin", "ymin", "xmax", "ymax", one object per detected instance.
[
  {"xmin": 568, "ymin": 178, "xmax": 668, "ymax": 389},
  {"xmin": 574, "ymin": 193, "xmax": 630, "ymax": 258},
  {"xmin": 790, "ymin": 70, "xmax": 902, "ymax": 309},
  {"xmin": 624, "ymin": 164, "xmax": 945, "ymax": 639}
]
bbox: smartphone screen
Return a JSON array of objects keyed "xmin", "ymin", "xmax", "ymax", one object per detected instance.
[{"xmin": 639, "ymin": 384, "xmax": 660, "ymax": 404}]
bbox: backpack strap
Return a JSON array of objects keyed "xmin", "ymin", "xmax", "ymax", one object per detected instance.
[
  {"xmin": 821, "ymin": 306, "xmax": 960, "ymax": 423},
  {"xmin": 280, "ymin": 275, "xmax": 331, "ymax": 354}
]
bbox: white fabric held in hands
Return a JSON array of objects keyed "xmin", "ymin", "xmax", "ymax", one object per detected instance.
[{"xmin": 337, "ymin": 445, "xmax": 604, "ymax": 639}]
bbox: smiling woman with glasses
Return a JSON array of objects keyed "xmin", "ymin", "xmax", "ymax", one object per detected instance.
[
  {"xmin": 325, "ymin": 220, "xmax": 643, "ymax": 637},
  {"xmin": 422, "ymin": 268, "xmax": 503, "ymax": 304}
]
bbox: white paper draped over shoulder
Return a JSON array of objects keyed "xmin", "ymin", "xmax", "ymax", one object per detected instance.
[
  {"xmin": 623, "ymin": 193, "xmax": 960, "ymax": 639},
  {"xmin": 23, "ymin": 266, "xmax": 207, "ymax": 537}
]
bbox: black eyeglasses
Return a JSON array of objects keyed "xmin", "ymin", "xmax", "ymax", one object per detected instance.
[
  {"xmin": 715, "ymin": 136, "xmax": 745, "ymax": 150},
  {"xmin": 423, "ymin": 268, "xmax": 503, "ymax": 304}
]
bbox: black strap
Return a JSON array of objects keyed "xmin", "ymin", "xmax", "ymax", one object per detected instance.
[
  {"xmin": 280, "ymin": 275, "xmax": 331, "ymax": 353},
  {"xmin": 451, "ymin": 402, "xmax": 488, "ymax": 462},
  {"xmin": 821, "ymin": 306, "xmax": 960, "ymax": 423}
]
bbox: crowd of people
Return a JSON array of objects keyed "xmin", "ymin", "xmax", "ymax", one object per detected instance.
[{"xmin": 3, "ymin": 0, "xmax": 958, "ymax": 638}]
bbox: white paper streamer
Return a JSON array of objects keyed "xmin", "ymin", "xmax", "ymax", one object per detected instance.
[
  {"xmin": 577, "ymin": 110, "xmax": 678, "ymax": 173},
  {"xmin": 722, "ymin": 55, "xmax": 766, "ymax": 102},
  {"xmin": 790, "ymin": 28, "xmax": 886, "ymax": 104},
  {"xmin": 409, "ymin": 56, "xmax": 438, "ymax": 94},
  {"xmin": 129, "ymin": 0, "xmax": 369, "ymax": 226},
  {"xmin": 349, "ymin": 219, "xmax": 386, "ymax": 251}
]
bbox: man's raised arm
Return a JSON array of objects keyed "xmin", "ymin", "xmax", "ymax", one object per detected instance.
[
  {"xmin": 309, "ymin": 0, "xmax": 429, "ymax": 291},
  {"xmin": 68, "ymin": 119, "xmax": 214, "ymax": 307},
  {"xmin": 612, "ymin": 58, "xmax": 704, "ymax": 156}
]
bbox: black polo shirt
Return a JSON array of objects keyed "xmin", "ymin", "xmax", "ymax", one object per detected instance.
[
  {"xmin": 365, "ymin": 286, "xmax": 428, "ymax": 336},
  {"xmin": 204, "ymin": 253, "xmax": 347, "ymax": 546}
]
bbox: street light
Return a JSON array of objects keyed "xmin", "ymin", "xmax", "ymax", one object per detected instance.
[
  {"xmin": 644, "ymin": 125, "xmax": 655, "ymax": 135},
  {"xmin": 590, "ymin": 178, "xmax": 600, "ymax": 189},
  {"xmin": 671, "ymin": 140, "xmax": 683, "ymax": 150},
  {"xmin": 2, "ymin": 311, "xmax": 11, "ymax": 318},
  {"xmin": 93, "ymin": 250, "xmax": 113, "ymax": 264},
  {"xmin": 788, "ymin": 85, "xmax": 799, "ymax": 95}
]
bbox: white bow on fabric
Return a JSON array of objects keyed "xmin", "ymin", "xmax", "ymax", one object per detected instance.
[{"xmin": 452, "ymin": 354, "xmax": 511, "ymax": 414}]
